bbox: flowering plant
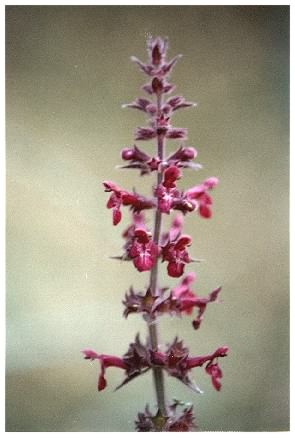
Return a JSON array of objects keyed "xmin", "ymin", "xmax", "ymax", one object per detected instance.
[{"xmin": 82, "ymin": 36, "xmax": 228, "ymax": 432}]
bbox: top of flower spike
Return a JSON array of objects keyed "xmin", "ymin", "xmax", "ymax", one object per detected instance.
[
  {"xmin": 147, "ymin": 36, "xmax": 168, "ymax": 66},
  {"xmin": 131, "ymin": 36, "xmax": 182, "ymax": 77}
]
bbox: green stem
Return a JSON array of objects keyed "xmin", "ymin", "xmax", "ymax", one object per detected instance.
[{"xmin": 147, "ymin": 94, "xmax": 167, "ymax": 416}]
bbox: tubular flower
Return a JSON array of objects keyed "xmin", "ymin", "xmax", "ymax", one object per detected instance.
[
  {"xmin": 206, "ymin": 362, "xmax": 223, "ymax": 391},
  {"xmin": 103, "ymin": 181, "xmax": 155, "ymax": 225},
  {"xmin": 155, "ymin": 166, "xmax": 182, "ymax": 214},
  {"xmin": 120, "ymin": 214, "xmax": 159, "ymax": 272},
  {"xmin": 155, "ymin": 170, "xmax": 218, "ymax": 217},
  {"xmin": 127, "ymin": 228, "xmax": 160, "ymax": 272},
  {"xmin": 82, "ymin": 335, "xmax": 150, "ymax": 392},
  {"xmin": 112, "ymin": 215, "xmax": 159, "ymax": 272},
  {"xmin": 185, "ymin": 177, "xmax": 219, "ymax": 218},
  {"xmin": 151, "ymin": 339, "xmax": 229, "ymax": 392},
  {"xmin": 171, "ymin": 273, "xmax": 222, "ymax": 329},
  {"xmin": 82, "ymin": 350, "xmax": 126, "ymax": 391},
  {"xmin": 161, "ymin": 234, "xmax": 192, "ymax": 278},
  {"xmin": 160, "ymin": 214, "xmax": 192, "ymax": 277}
]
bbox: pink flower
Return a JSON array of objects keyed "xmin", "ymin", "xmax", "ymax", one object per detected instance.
[
  {"xmin": 103, "ymin": 181, "xmax": 125, "ymax": 225},
  {"xmin": 186, "ymin": 346, "xmax": 229, "ymax": 368},
  {"xmin": 171, "ymin": 272, "xmax": 198, "ymax": 314},
  {"xmin": 82, "ymin": 339, "xmax": 228, "ymax": 394},
  {"xmin": 125, "ymin": 272, "xmax": 222, "ymax": 330},
  {"xmin": 171, "ymin": 273, "xmax": 222, "ymax": 329},
  {"xmin": 162, "ymin": 166, "xmax": 181, "ymax": 188},
  {"xmin": 121, "ymin": 214, "xmax": 155, "ymax": 270},
  {"xmin": 82, "ymin": 350, "xmax": 126, "ymax": 391},
  {"xmin": 191, "ymin": 286, "xmax": 222, "ymax": 329},
  {"xmin": 127, "ymin": 228, "xmax": 159, "ymax": 272},
  {"xmin": 155, "ymin": 166, "xmax": 181, "ymax": 214},
  {"xmin": 162, "ymin": 234, "xmax": 192, "ymax": 277},
  {"xmin": 83, "ymin": 336, "xmax": 151, "ymax": 392},
  {"xmin": 155, "ymin": 167, "xmax": 217, "ymax": 218},
  {"xmin": 103, "ymin": 181, "xmax": 155, "ymax": 225},
  {"xmin": 185, "ymin": 177, "xmax": 219, "ymax": 218},
  {"xmin": 150, "ymin": 339, "xmax": 229, "ymax": 392},
  {"xmin": 160, "ymin": 213, "xmax": 191, "ymax": 277},
  {"xmin": 187, "ymin": 346, "xmax": 228, "ymax": 391},
  {"xmin": 206, "ymin": 362, "xmax": 223, "ymax": 391}
]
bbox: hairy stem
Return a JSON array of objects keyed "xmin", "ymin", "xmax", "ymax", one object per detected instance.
[{"xmin": 148, "ymin": 94, "xmax": 167, "ymax": 416}]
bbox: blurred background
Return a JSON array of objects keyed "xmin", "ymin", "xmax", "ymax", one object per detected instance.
[{"xmin": 6, "ymin": 5, "xmax": 289, "ymax": 432}]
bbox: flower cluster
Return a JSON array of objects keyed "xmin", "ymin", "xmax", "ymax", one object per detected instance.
[
  {"xmin": 83, "ymin": 334, "xmax": 228, "ymax": 393},
  {"xmin": 123, "ymin": 271, "xmax": 222, "ymax": 330},
  {"xmin": 83, "ymin": 36, "xmax": 228, "ymax": 431},
  {"xmin": 135, "ymin": 401, "xmax": 196, "ymax": 432}
]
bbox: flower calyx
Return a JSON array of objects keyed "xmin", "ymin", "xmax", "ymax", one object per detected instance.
[{"xmin": 135, "ymin": 401, "xmax": 196, "ymax": 432}]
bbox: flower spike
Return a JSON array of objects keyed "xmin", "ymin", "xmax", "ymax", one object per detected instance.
[{"xmin": 83, "ymin": 36, "xmax": 228, "ymax": 431}]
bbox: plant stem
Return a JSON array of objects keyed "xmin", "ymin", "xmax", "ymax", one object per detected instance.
[{"xmin": 147, "ymin": 94, "xmax": 167, "ymax": 416}]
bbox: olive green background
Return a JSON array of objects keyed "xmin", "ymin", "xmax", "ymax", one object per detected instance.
[{"xmin": 6, "ymin": 5, "xmax": 289, "ymax": 432}]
